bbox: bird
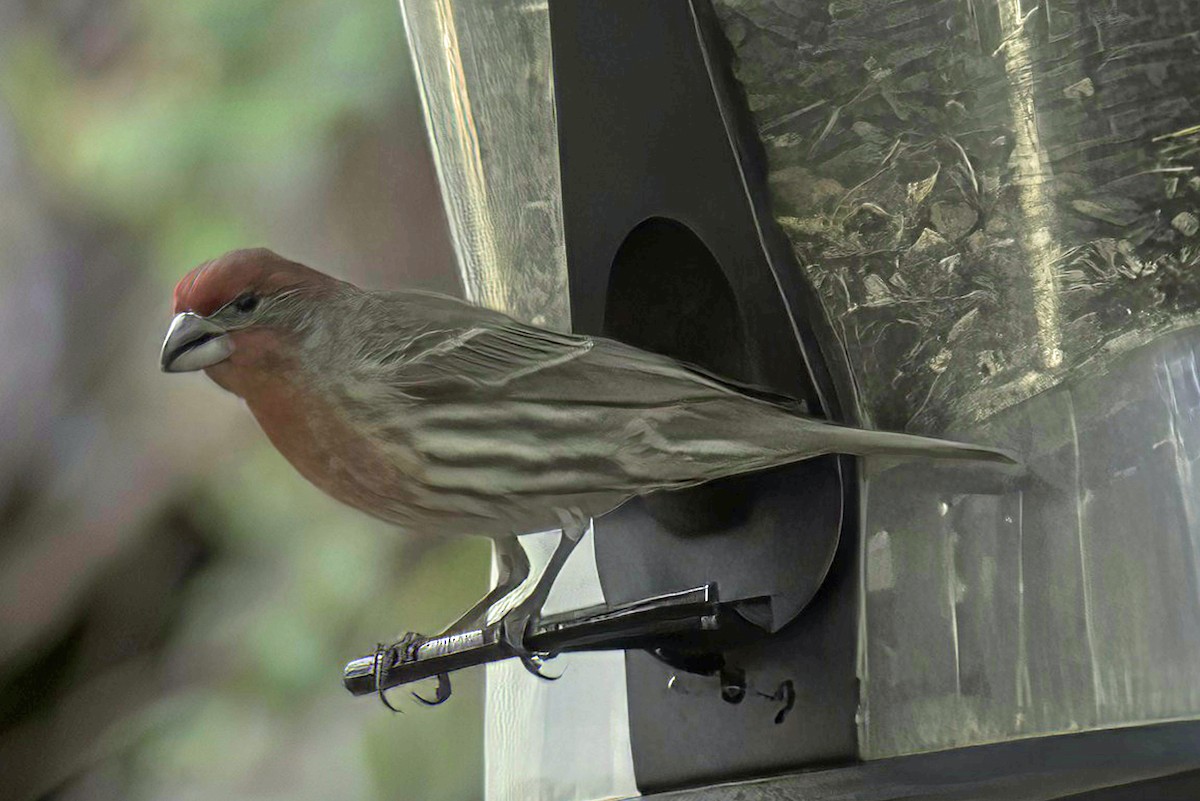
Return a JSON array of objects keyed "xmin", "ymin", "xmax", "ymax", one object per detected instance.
[{"xmin": 161, "ymin": 248, "xmax": 1014, "ymax": 696}]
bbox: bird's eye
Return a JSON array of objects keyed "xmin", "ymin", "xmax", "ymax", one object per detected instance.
[{"xmin": 233, "ymin": 294, "xmax": 260, "ymax": 314}]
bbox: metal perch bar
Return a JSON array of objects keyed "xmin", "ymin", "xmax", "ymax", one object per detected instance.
[{"xmin": 343, "ymin": 584, "xmax": 721, "ymax": 696}]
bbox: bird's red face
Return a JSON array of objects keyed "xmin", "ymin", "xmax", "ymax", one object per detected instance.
[{"xmin": 161, "ymin": 248, "xmax": 337, "ymax": 390}]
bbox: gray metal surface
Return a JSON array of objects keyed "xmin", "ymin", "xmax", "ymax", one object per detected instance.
[{"xmin": 646, "ymin": 720, "xmax": 1200, "ymax": 800}]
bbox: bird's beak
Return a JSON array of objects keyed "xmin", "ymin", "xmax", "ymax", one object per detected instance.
[{"xmin": 160, "ymin": 312, "xmax": 234, "ymax": 373}]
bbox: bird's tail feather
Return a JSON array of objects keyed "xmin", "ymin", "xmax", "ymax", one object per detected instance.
[{"xmin": 802, "ymin": 419, "xmax": 1018, "ymax": 465}]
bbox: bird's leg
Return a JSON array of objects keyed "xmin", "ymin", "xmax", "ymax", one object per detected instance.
[
  {"xmin": 498, "ymin": 509, "xmax": 588, "ymax": 676},
  {"xmin": 436, "ymin": 535, "xmax": 531, "ymax": 635},
  {"xmin": 388, "ymin": 535, "xmax": 529, "ymax": 646},
  {"xmin": 380, "ymin": 537, "xmax": 530, "ymax": 707}
]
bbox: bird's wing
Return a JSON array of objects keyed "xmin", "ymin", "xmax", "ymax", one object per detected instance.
[
  {"xmin": 398, "ymin": 324, "xmax": 594, "ymax": 393},
  {"xmin": 575, "ymin": 338, "xmax": 808, "ymax": 413},
  {"xmin": 361, "ymin": 292, "xmax": 596, "ymax": 398},
  {"xmin": 358, "ymin": 289, "xmax": 806, "ymax": 410}
]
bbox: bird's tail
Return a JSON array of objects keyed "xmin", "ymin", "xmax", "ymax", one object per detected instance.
[{"xmin": 797, "ymin": 417, "xmax": 1018, "ymax": 465}]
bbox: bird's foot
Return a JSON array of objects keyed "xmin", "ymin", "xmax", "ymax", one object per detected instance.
[
  {"xmin": 498, "ymin": 604, "xmax": 562, "ymax": 681},
  {"xmin": 374, "ymin": 632, "xmax": 454, "ymax": 708},
  {"xmin": 372, "ymin": 638, "xmax": 405, "ymax": 713},
  {"xmin": 488, "ymin": 510, "xmax": 586, "ymax": 682}
]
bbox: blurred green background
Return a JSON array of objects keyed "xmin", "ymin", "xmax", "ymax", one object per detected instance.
[{"xmin": 0, "ymin": 1, "xmax": 490, "ymax": 799}]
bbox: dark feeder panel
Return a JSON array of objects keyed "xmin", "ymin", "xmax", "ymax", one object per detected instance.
[{"xmin": 550, "ymin": 0, "xmax": 861, "ymax": 789}]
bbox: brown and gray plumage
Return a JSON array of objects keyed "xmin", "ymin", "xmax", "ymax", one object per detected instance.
[{"xmin": 162, "ymin": 248, "xmax": 1013, "ymax": 543}]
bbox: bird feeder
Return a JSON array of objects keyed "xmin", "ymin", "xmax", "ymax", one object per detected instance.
[{"xmin": 386, "ymin": 0, "xmax": 1200, "ymax": 798}]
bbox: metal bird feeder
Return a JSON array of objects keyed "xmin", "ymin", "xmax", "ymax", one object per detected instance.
[{"xmin": 362, "ymin": 0, "xmax": 1200, "ymax": 798}]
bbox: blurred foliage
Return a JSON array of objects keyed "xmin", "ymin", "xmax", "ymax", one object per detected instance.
[
  {"xmin": 0, "ymin": 0, "xmax": 484, "ymax": 800},
  {"xmin": 6, "ymin": 0, "xmax": 382, "ymax": 262}
]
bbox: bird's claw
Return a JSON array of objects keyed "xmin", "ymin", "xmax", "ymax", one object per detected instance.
[
  {"xmin": 373, "ymin": 632, "xmax": 428, "ymax": 712},
  {"xmin": 519, "ymin": 653, "xmax": 563, "ymax": 681},
  {"xmin": 373, "ymin": 641, "xmax": 402, "ymax": 713},
  {"xmin": 412, "ymin": 673, "xmax": 453, "ymax": 705},
  {"xmin": 501, "ymin": 611, "xmax": 562, "ymax": 680}
]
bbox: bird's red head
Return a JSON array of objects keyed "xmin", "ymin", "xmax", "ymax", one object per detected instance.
[
  {"xmin": 162, "ymin": 248, "xmax": 344, "ymax": 384},
  {"xmin": 172, "ymin": 248, "xmax": 329, "ymax": 316}
]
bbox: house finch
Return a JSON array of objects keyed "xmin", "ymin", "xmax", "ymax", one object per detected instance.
[{"xmin": 161, "ymin": 248, "xmax": 1013, "ymax": 680}]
